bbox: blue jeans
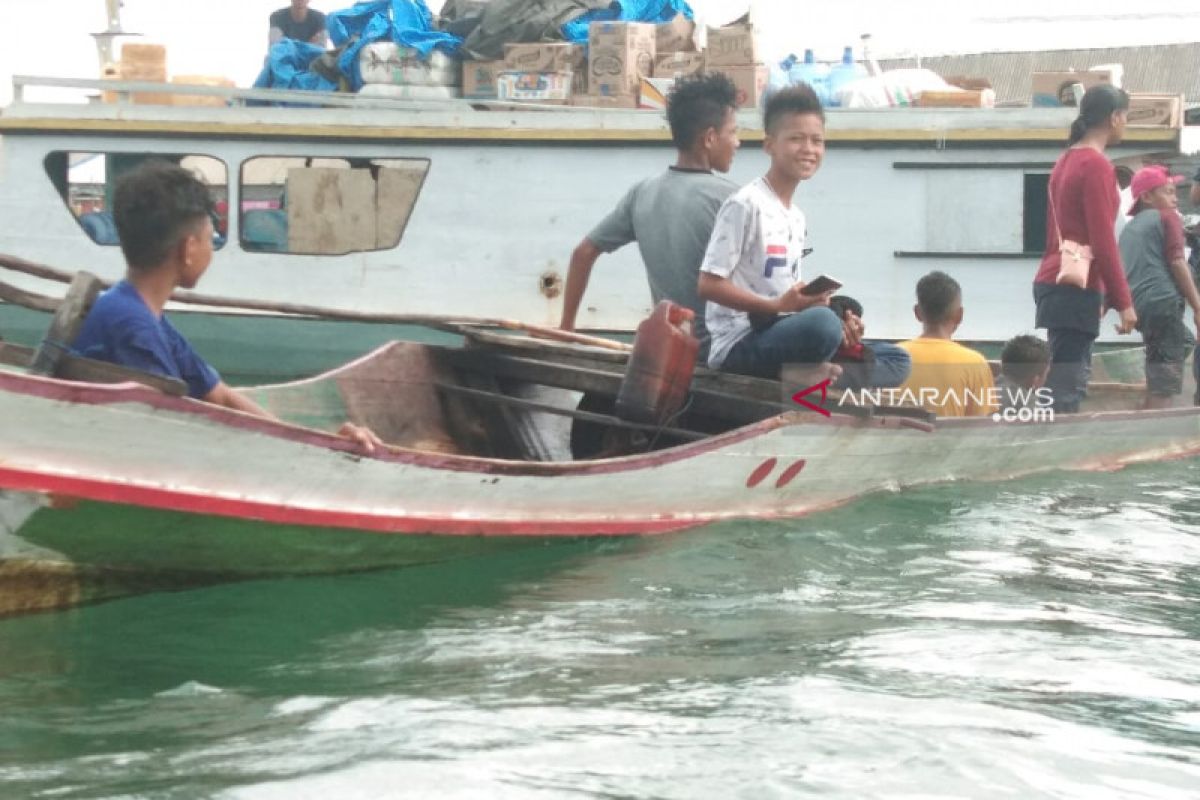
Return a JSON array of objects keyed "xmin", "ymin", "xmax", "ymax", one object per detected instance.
[
  {"xmin": 863, "ymin": 341, "xmax": 912, "ymax": 388},
  {"xmin": 1045, "ymin": 328, "xmax": 1094, "ymax": 413},
  {"xmin": 721, "ymin": 307, "xmax": 843, "ymax": 380}
]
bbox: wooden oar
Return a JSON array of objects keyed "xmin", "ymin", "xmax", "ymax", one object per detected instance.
[{"xmin": 0, "ymin": 252, "xmax": 632, "ymax": 352}]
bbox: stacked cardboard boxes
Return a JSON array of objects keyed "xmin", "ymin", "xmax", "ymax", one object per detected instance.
[
  {"xmin": 650, "ymin": 12, "xmax": 703, "ymax": 104},
  {"xmin": 169, "ymin": 75, "xmax": 236, "ymax": 107},
  {"xmin": 1030, "ymin": 69, "xmax": 1116, "ymax": 107},
  {"xmin": 471, "ymin": 16, "xmax": 708, "ymax": 111},
  {"xmin": 1127, "ymin": 93, "xmax": 1183, "ymax": 127},
  {"xmin": 105, "ymin": 43, "xmax": 171, "ymax": 104},
  {"xmin": 704, "ymin": 25, "xmax": 766, "ymax": 108},
  {"xmin": 480, "ymin": 42, "xmax": 587, "ymax": 104},
  {"xmin": 462, "ymin": 60, "xmax": 503, "ymax": 99},
  {"xmin": 653, "ymin": 51, "xmax": 705, "ymax": 80},
  {"xmin": 588, "ymin": 21, "xmax": 656, "ymax": 103}
]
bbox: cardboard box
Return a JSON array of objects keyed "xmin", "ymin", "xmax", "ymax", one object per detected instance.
[
  {"xmin": 503, "ymin": 42, "xmax": 586, "ymax": 74},
  {"xmin": 462, "ymin": 60, "xmax": 502, "ymax": 99},
  {"xmin": 1126, "ymin": 93, "xmax": 1183, "ymax": 127},
  {"xmin": 119, "ymin": 43, "xmax": 167, "ymax": 79},
  {"xmin": 110, "ymin": 42, "xmax": 171, "ymax": 104},
  {"xmin": 169, "ymin": 75, "xmax": 235, "ymax": 107},
  {"xmin": 496, "ymin": 71, "xmax": 574, "ymax": 103},
  {"xmin": 706, "ymin": 25, "xmax": 759, "ymax": 67},
  {"xmin": 656, "ymin": 14, "xmax": 696, "ymax": 52},
  {"xmin": 917, "ymin": 89, "xmax": 996, "ymax": 108},
  {"xmin": 287, "ymin": 168, "xmax": 377, "ymax": 255},
  {"xmin": 1030, "ymin": 69, "xmax": 1115, "ymax": 108},
  {"xmin": 638, "ymin": 76, "xmax": 677, "ymax": 110},
  {"xmin": 710, "ymin": 65, "xmax": 767, "ymax": 108},
  {"xmin": 571, "ymin": 93, "xmax": 640, "ymax": 109},
  {"xmin": 944, "ymin": 76, "xmax": 993, "ymax": 91},
  {"xmin": 654, "ymin": 51, "xmax": 705, "ymax": 79},
  {"xmin": 588, "ymin": 21, "xmax": 655, "ymax": 97}
]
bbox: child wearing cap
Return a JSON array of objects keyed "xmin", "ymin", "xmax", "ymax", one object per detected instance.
[{"xmin": 1119, "ymin": 165, "xmax": 1200, "ymax": 408}]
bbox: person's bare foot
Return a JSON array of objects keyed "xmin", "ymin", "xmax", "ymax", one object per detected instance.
[{"xmin": 781, "ymin": 361, "xmax": 843, "ymax": 389}]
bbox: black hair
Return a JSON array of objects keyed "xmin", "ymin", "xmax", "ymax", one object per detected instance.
[
  {"xmin": 1114, "ymin": 164, "xmax": 1134, "ymax": 189},
  {"xmin": 666, "ymin": 73, "xmax": 738, "ymax": 151},
  {"xmin": 763, "ymin": 82, "xmax": 824, "ymax": 134},
  {"xmin": 829, "ymin": 295, "xmax": 863, "ymax": 320},
  {"xmin": 1000, "ymin": 334, "xmax": 1050, "ymax": 386},
  {"xmin": 1067, "ymin": 83, "xmax": 1130, "ymax": 146},
  {"xmin": 915, "ymin": 270, "xmax": 961, "ymax": 324},
  {"xmin": 112, "ymin": 161, "xmax": 213, "ymax": 271}
]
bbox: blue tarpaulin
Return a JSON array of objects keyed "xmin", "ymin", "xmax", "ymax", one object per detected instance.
[
  {"xmin": 328, "ymin": 0, "xmax": 463, "ymax": 90},
  {"xmin": 253, "ymin": 39, "xmax": 338, "ymax": 93},
  {"xmin": 561, "ymin": 0, "xmax": 692, "ymax": 43}
]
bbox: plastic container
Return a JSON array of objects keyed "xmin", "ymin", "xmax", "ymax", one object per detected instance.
[
  {"xmin": 615, "ymin": 301, "xmax": 700, "ymax": 426},
  {"xmin": 825, "ymin": 46, "xmax": 868, "ymax": 108},
  {"xmin": 788, "ymin": 49, "xmax": 830, "ymax": 106},
  {"xmin": 767, "ymin": 55, "xmax": 794, "ymax": 101}
]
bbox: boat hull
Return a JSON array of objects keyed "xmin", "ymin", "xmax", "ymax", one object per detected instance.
[
  {"xmin": 0, "ymin": 96, "xmax": 1181, "ymax": 344},
  {"xmin": 0, "ymin": 490, "xmax": 544, "ymax": 617}
]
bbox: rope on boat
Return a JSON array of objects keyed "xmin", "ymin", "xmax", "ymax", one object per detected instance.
[{"xmin": 0, "ymin": 252, "xmax": 633, "ymax": 353}]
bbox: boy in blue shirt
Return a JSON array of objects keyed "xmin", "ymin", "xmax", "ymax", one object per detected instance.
[{"xmin": 73, "ymin": 161, "xmax": 380, "ymax": 451}]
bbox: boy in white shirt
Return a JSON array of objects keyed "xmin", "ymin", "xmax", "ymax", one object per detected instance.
[{"xmin": 698, "ymin": 84, "xmax": 910, "ymax": 387}]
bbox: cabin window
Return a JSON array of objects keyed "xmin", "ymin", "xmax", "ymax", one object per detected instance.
[
  {"xmin": 924, "ymin": 170, "xmax": 1024, "ymax": 253},
  {"xmin": 44, "ymin": 151, "xmax": 229, "ymax": 249},
  {"xmin": 238, "ymin": 156, "xmax": 430, "ymax": 255},
  {"xmin": 1023, "ymin": 173, "xmax": 1050, "ymax": 254}
]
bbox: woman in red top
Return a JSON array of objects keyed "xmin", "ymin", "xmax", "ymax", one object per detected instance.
[{"xmin": 1033, "ymin": 84, "xmax": 1136, "ymax": 413}]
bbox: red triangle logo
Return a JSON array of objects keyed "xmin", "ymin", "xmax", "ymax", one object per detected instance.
[{"xmin": 790, "ymin": 378, "xmax": 833, "ymax": 417}]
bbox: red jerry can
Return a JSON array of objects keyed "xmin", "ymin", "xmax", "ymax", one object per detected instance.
[{"xmin": 615, "ymin": 301, "xmax": 700, "ymax": 426}]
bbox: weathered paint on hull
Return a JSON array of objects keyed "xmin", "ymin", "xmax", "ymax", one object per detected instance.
[{"xmin": 0, "ymin": 492, "xmax": 548, "ymax": 616}]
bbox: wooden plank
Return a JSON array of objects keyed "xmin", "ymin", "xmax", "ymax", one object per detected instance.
[
  {"xmin": 440, "ymin": 349, "xmax": 788, "ymax": 425},
  {"xmin": 376, "ymin": 165, "xmax": 426, "ymax": 249},
  {"xmin": 434, "ymin": 382, "xmax": 705, "ymax": 441},
  {"xmin": 0, "ymin": 341, "xmax": 35, "ymax": 367},
  {"xmin": 461, "ymin": 328, "xmax": 631, "ymax": 364},
  {"xmin": 0, "ymin": 278, "xmax": 59, "ymax": 312},
  {"xmin": 286, "ymin": 168, "xmax": 377, "ymax": 255},
  {"xmin": 29, "ymin": 271, "xmax": 103, "ymax": 376},
  {"xmin": 1, "ymin": 339, "xmax": 185, "ymax": 395},
  {"xmin": 0, "ymin": 254, "xmax": 631, "ymax": 351},
  {"xmin": 333, "ymin": 342, "xmax": 461, "ymax": 453},
  {"xmin": 57, "ymin": 355, "xmax": 187, "ymax": 397},
  {"xmin": 463, "ymin": 334, "xmax": 785, "ymax": 403}
]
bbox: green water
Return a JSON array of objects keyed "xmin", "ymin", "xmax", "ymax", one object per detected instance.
[{"xmin": 2, "ymin": 461, "xmax": 1199, "ymax": 798}]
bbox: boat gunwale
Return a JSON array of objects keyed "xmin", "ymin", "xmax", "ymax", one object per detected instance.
[{"xmin": 0, "ymin": 341, "xmax": 852, "ymax": 477}]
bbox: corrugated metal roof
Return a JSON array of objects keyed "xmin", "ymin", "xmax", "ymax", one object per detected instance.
[{"xmin": 879, "ymin": 43, "xmax": 1200, "ymax": 105}]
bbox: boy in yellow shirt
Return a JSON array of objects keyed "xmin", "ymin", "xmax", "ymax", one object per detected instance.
[{"xmin": 896, "ymin": 271, "xmax": 998, "ymax": 417}]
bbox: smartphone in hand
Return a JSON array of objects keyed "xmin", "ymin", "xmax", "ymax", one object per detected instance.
[{"xmin": 799, "ymin": 274, "xmax": 844, "ymax": 296}]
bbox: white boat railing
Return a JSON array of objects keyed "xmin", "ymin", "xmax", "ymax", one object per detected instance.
[{"xmin": 8, "ymin": 74, "xmax": 616, "ymax": 115}]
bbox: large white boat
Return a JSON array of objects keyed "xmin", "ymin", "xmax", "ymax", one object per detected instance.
[{"xmin": 0, "ymin": 75, "xmax": 1184, "ymax": 377}]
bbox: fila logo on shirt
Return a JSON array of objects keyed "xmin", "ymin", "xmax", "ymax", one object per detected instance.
[{"xmin": 764, "ymin": 244, "xmax": 791, "ymax": 278}]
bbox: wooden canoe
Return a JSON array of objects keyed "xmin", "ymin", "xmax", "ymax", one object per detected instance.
[{"xmin": 2, "ymin": 334, "xmax": 1198, "ymax": 616}]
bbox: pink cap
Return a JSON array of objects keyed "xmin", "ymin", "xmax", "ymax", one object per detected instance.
[{"xmin": 1129, "ymin": 165, "xmax": 1184, "ymax": 214}]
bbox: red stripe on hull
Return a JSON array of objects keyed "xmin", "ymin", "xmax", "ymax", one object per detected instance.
[{"xmin": 0, "ymin": 466, "xmax": 703, "ymax": 537}]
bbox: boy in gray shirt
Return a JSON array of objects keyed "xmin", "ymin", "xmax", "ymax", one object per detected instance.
[{"xmin": 559, "ymin": 74, "xmax": 742, "ymax": 360}]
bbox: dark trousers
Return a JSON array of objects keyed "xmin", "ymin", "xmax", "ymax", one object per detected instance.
[{"xmin": 1045, "ymin": 328, "xmax": 1094, "ymax": 414}]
